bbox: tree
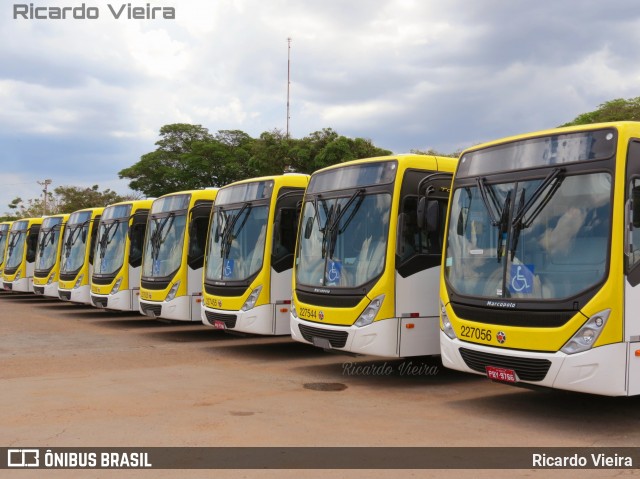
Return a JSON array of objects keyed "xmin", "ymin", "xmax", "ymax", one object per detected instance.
[
  {"xmin": 561, "ymin": 97, "xmax": 640, "ymax": 126},
  {"xmin": 120, "ymin": 124, "xmax": 395, "ymax": 197},
  {"xmin": 118, "ymin": 124, "xmax": 217, "ymax": 197},
  {"xmin": 410, "ymin": 148, "xmax": 461, "ymax": 158},
  {"xmin": 5, "ymin": 185, "xmax": 126, "ymax": 219},
  {"xmin": 55, "ymin": 185, "xmax": 125, "ymax": 213},
  {"xmin": 4, "ymin": 193, "xmax": 60, "ymax": 219}
]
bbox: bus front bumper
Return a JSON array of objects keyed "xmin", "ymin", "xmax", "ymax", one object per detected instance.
[
  {"xmin": 91, "ymin": 289, "xmax": 137, "ymax": 311},
  {"xmin": 33, "ymin": 281, "xmax": 59, "ymax": 297},
  {"xmin": 139, "ymin": 296, "xmax": 196, "ymax": 321},
  {"xmin": 58, "ymin": 285, "xmax": 91, "ymax": 304},
  {"xmin": 202, "ymin": 304, "xmax": 288, "ymax": 335},
  {"xmin": 4, "ymin": 277, "xmax": 32, "ymax": 293},
  {"xmin": 440, "ymin": 331, "xmax": 628, "ymax": 396},
  {"xmin": 290, "ymin": 314, "xmax": 440, "ymax": 358}
]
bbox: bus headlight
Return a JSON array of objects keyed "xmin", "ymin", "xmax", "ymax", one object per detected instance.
[
  {"xmin": 111, "ymin": 278, "xmax": 122, "ymax": 295},
  {"xmin": 47, "ymin": 273, "xmax": 55, "ymax": 285},
  {"xmin": 73, "ymin": 274, "xmax": 84, "ymax": 289},
  {"xmin": 354, "ymin": 295, "xmax": 385, "ymax": 328},
  {"xmin": 242, "ymin": 285, "xmax": 263, "ymax": 311},
  {"xmin": 561, "ymin": 309, "xmax": 611, "ymax": 355},
  {"xmin": 441, "ymin": 300, "xmax": 457, "ymax": 340},
  {"xmin": 14, "ymin": 270, "xmax": 22, "ymax": 281},
  {"xmin": 166, "ymin": 280, "xmax": 180, "ymax": 302},
  {"xmin": 290, "ymin": 300, "xmax": 298, "ymax": 319}
]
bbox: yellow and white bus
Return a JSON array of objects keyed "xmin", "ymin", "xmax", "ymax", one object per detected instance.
[
  {"xmin": 440, "ymin": 121, "xmax": 640, "ymax": 396},
  {"xmin": 90, "ymin": 199, "xmax": 153, "ymax": 311},
  {"xmin": 0, "ymin": 221, "xmax": 13, "ymax": 276},
  {"xmin": 58, "ymin": 207, "xmax": 104, "ymax": 304},
  {"xmin": 202, "ymin": 174, "xmax": 309, "ymax": 335},
  {"xmin": 139, "ymin": 189, "xmax": 218, "ymax": 321},
  {"xmin": 33, "ymin": 214, "xmax": 69, "ymax": 297},
  {"xmin": 290, "ymin": 154, "xmax": 457, "ymax": 357},
  {"xmin": 2, "ymin": 217, "xmax": 44, "ymax": 292}
]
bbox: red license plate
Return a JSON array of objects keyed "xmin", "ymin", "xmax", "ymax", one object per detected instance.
[
  {"xmin": 213, "ymin": 320, "xmax": 226, "ymax": 330},
  {"xmin": 485, "ymin": 366, "xmax": 517, "ymax": 383}
]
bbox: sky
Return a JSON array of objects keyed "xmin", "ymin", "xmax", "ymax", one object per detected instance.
[{"xmin": 2, "ymin": 0, "xmax": 640, "ymax": 214}]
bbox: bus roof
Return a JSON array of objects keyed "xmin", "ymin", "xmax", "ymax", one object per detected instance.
[
  {"xmin": 310, "ymin": 154, "xmax": 457, "ymax": 177},
  {"xmin": 460, "ymin": 121, "xmax": 640, "ymax": 157}
]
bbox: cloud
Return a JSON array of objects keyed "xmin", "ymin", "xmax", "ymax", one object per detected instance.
[{"xmin": 3, "ymin": 0, "xmax": 640, "ymax": 213}]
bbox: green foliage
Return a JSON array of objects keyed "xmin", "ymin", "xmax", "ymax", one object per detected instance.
[
  {"xmin": 119, "ymin": 124, "xmax": 393, "ymax": 196},
  {"xmin": 561, "ymin": 97, "xmax": 640, "ymax": 126},
  {"xmin": 5, "ymin": 185, "xmax": 126, "ymax": 219},
  {"xmin": 54, "ymin": 185, "xmax": 125, "ymax": 213},
  {"xmin": 410, "ymin": 148, "xmax": 460, "ymax": 158}
]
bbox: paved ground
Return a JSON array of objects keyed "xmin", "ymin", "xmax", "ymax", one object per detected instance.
[{"xmin": 2, "ymin": 291, "xmax": 640, "ymax": 478}]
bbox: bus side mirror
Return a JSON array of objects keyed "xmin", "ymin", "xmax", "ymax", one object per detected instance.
[
  {"xmin": 214, "ymin": 223, "xmax": 221, "ymax": 243},
  {"xmin": 633, "ymin": 186, "xmax": 640, "ymax": 228},
  {"xmin": 304, "ymin": 216, "xmax": 314, "ymax": 239},
  {"xmin": 396, "ymin": 213, "xmax": 406, "ymax": 255},
  {"xmin": 273, "ymin": 211, "xmax": 282, "ymax": 245},
  {"xmin": 81, "ymin": 229, "xmax": 87, "ymax": 243},
  {"xmin": 425, "ymin": 200, "xmax": 440, "ymax": 233},
  {"xmin": 418, "ymin": 198, "xmax": 440, "ymax": 232},
  {"xmin": 417, "ymin": 197, "xmax": 426, "ymax": 229}
]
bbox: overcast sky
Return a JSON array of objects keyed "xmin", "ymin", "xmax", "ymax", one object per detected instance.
[{"xmin": 2, "ymin": 0, "xmax": 639, "ymax": 214}]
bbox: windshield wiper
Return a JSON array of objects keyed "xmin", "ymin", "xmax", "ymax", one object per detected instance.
[
  {"xmin": 38, "ymin": 230, "xmax": 53, "ymax": 254},
  {"xmin": 476, "ymin": 178, "xmax": 511, "ymax": 262},
  {"xmin": 63, "ymin": 225, "xmax": 85, "ymax": 259},
  {"xmin": 150, "ymin": 213, "xmax": 175, "ymax": 261},
  {"xmin": 6, "ymin": 232, "xmax": 21, "ymax": 258},
  {"xmin": 509, "ymin": 168, "xmax": 564, "ymax": 260},
  {"xmin": 220, "ymin": 203, "xmax": 251, "ymax": 259},
  {"xmin": 327, "ymin": 189, "xmax": 365, "ymax": 258},
  {"xmin": 98, "ymin": 221, "xmax": 121, "ymax": 260}
]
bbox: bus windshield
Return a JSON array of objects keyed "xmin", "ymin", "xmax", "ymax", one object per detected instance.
[
  {"xmin": 445, "ymin": 171, "xmax": 611, "ymax": 300},
  {"xmin": 0, "ymin": 225, "xmax": 11, "ymax": 266},
  {"xmin": 205, "ymin": 203, "xmax": 269, "ymax": 282},
  {"xmin": 60, "ymin": 224, "xmax": 89, "ymax": 274},
  {"xmin": 94, "ymin": 219, "xmax": 129, "ymax": 275},
  {"xmin": 35, "ymin": 219, "xmax": 63, "ymax": 272},
  {"xmin": 296, "ymin": 192, "xmax": 391, "ymax": 288},
  {"xmin": 142, "ymin": 213, "xmax": 187, "ymax": 278},
  {"xmin": 5, "ymin": 230, "xmax": 26, "ymax": 270}
]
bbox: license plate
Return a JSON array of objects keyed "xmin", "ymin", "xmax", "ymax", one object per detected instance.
[
  {"xmin": 485, "ymin": 366, "xmax": 517, "ymax": 383},
  {"xmin": 213, "ymin": 320, "xmax": 227, "ymax": 330}
]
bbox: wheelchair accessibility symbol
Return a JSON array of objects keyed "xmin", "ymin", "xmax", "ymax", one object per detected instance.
[
  {"xmin": 223, "ymin": 259, "xmax": 234, "ymax": 278},
  {"xmin": 326, "ymin": 260, "xmax": 342, "ymax": 284},
  {"xmin": 509, "ymin": 264, "xmax": 534, "ymax": 294}
]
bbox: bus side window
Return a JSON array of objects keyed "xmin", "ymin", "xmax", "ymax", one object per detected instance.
[
  {"xmin": 26, "ymin": 229, "xmax": 39, "ymax": 263},
  {"xmin": 89, "ymin": 217, "xmax": 100, "ymax": 266},
  {"xmin": 129, "ymin": 223, "xmax": 146, "ymax": 268},
  {"xmin": 272, "ymin": 189, "xmax": 305, "ymax": 273},
  {"xmin": 187, "ymin": 217, "xmax": 209, "ymax": 270},
  {"xmin": 626, "ymin": 140, "xmax": 640, "ymax": 286}
]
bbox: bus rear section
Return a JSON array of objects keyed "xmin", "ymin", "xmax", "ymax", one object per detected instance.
[
  {"xmin": 33, "ymin": 214, "xmax": 69, "ymax": 297},
  {"xmin": 2, "ymin": 217, "xmax": 43, "ymax": 293},
  {"xmin": 202, "ymin": 174, "xmax": 309, "ymax": 335},
  {"xmin": 290, "ymin": 154, "xmax": 457, "ymax": 357},
  {"xmin": 58, "ymin": 207, "xmax": 104, "ymax": 304},
  {"xmin": 139, "ymin": 189, "xmax": 218, "ymax": 321},
  {"xmin": 90, "ymin": 199, "xmax": 153, "ymax": 311},
  {"xmin": 440, "ymin": 122, "xmax": 640, "ymax": 396}
]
